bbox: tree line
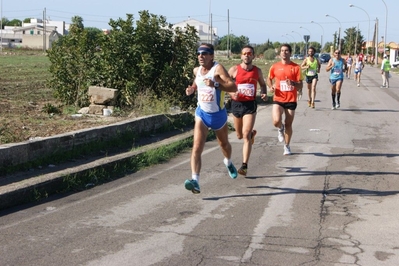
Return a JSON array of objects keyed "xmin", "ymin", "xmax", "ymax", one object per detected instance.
[
  {"xmin": 215, "ymin": 27, "xmax": 367, "ymax": 59},
  {"xmin": 4, "ymin": 12, "xmax": 368, "ymax": 110},
  {"xmin": 1, "ymin": 18, "xmax": 30, "ymax": 27}
]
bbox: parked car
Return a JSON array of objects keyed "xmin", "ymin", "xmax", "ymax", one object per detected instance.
[
  {"xmin": 290, "ymin": 54, "xmax": 304, "ymax": 60},
  {"xmin": 319, "ymin": 53, "xmax": 331, "ymax": 63}
]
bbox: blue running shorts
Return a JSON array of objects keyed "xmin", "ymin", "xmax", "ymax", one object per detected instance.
[{"xmin": 195, "ymin": 106, "xmax": 228, "ymax": 130}]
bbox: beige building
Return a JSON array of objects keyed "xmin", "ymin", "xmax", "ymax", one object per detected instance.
[
  {"xmin": 0, "ymin": 18, "xmax": 67, "ymax": 50},
  {"xmin": 11, "ymin": 25, "xmax": 61, "ymax": 50}
]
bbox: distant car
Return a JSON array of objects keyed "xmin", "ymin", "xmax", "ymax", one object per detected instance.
[
  {"xmin": 319, "ymin": 53, "xmax": 331, "ymax": 63},
  {"xmin": 314, "ymin": 53, "xmax": 320, "ymax": 59},
  {"xmin": 290, "ymin": 54, "xmax": 299, "ymax": 60},
  {"xmin": 297, "ymin": 54, "xmax": 304, "ymax": 60}
]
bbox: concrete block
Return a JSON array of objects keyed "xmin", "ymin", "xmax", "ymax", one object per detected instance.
[
  {"xmin": 88, "ymin": 86, "xmax": 118, "ymax": 105},
  {"xmin": 88, "ymin": 104, "xmax": 106, "ymax": 114}
]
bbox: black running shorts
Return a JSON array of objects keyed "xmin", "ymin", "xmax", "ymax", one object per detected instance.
[
  {"xmin": 273, "ymin": 101, "xmax": 297, "ymax": 110},
  {"xmin": 231, "ymin": 100, "xmax": 257, "ymax": 118},
  {"xmin": 305, "ymin": 74, "xmax": 318, "ymax": 84}
]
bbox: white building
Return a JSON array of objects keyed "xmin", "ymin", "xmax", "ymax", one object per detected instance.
[
  {"xmin": 172, "ymin": 18, "xmax": 218, "ymax": 45},
  {"xmin": 0, "ymin": 27, "xmax": 23, "ymax": 48},
  {"xmin": 23, "ymin": 18, "xmax": 70, "ymax": 35}
]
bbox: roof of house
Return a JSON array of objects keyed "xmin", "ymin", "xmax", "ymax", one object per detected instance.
[{"xmin": 12, "ymin": 25, "xmax": 57, "ymax": 33}]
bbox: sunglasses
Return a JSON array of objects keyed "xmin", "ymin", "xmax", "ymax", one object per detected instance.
[
  {"xmin": 334, "ymin": 52, "xmax": 340, "ymax": 54},
  {"xmin": 242, "ymin": 52, "xmax": 253, "ymax": 56},
  {"xmin": 197, "ymin": 51, "xmax": 212, "ymax": 56}
]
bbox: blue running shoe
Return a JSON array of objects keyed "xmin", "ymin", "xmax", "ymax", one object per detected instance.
[
  {"xmin": 226, "ymin": 163, "xmax": 238, "ymax": 179},
  {"xmin": 184, "ymin": 179, "xmax": 200, "ymax": 194}
]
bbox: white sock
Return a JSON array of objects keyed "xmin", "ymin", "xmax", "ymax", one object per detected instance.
[
  {"xmin": 192, "ymin": 174, "xmax": 199, "ymax": 182},
  {"xmin": 223, "ymin": 158, "xmax": 231, "ymax": 166}
]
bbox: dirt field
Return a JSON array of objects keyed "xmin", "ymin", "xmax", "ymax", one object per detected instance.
[{"xmin": 0, "ymin": 50, "xmax": 129, "ymax": 144}]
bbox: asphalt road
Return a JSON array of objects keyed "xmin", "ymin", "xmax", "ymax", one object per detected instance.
[{"xmin": 1, "ymin": 62, "xmax": 399, "ymax": 266}]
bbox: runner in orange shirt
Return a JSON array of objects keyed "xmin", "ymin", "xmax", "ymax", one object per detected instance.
[{"xmin": 267, "ymin": 44, "xmax": 303, "ymax": 155}]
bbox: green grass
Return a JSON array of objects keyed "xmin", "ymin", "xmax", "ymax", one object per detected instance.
[{"xmin": 215, "ymin": 56, "xmax": 275, "ymax": 77}]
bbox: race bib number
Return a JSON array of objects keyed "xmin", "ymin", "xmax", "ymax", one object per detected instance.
[
  {"xmin": 237, "ymin": 83, "xmax": 255, "ymax": 96},
  {"xmin": 280, "ymin": 80, "xmax": 294, "ymax": 91},
  {"xmin": 307, "ymin": 70, "xmax": 316, "ymax": 76},
  {"xmin": 199, "ymin": 92, "xmax": 214, "ymax": 102},
  {"xmin": 333, "ymin": 68, "xmax": 342, "ymax": 75}
]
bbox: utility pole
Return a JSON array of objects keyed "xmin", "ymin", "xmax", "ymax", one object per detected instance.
[
  {"xmin": 354, "ymin": 24, "xmax": 359, "ymax": 55},
  {"xmin": 208, "ymin": 0, "xmax": 211, "ymax": 43},
  {"xmin": 210, "ymin": 13, "xmax": 213, "ymax": 45},
  {"xmin": 375, "ymin": 18, "xmax": 379, "ymax": 65},
  {"xmin": 1, "ymin": 0, "xmax": 3, "ymax": 52},
  {"xmin": 227, "ymin": 9, "xmax": 230, "ymax": 59},
  {"xmin": 43, "ymin": 8, "xmax": 46, "ymax": 51}
]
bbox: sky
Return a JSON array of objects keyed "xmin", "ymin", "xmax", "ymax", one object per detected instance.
[{"xmin": 2, "ymin": 0, "xmax": 398, "ymax": 45}]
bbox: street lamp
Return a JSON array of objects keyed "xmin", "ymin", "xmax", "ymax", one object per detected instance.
[
  {"xmin": 300, "ymin": 26, "xmax": 311, "ymax": 37},
  {"xmin": 291, "ymin": 30, "xmax": 302, "ymax": 40},
  {"xmin": 326, "ymin": 14, "xmax": 342, "ymax": 51},
  {"xmin": 381, "ymin": 0, "xmax": 388, "ymax": 54},
  {"xmin": 281, "ymin": 35, "xmax": 289, "ymax": 42},
  {"xmin": 311, "ymin": 20, "xmax": 324, "ymax": 52},
  {"xmin": 285, "ymin": 33, "xmax": 296, "ymax": 54},
  {"xmin": 349, "ymin": 4, "xmax": 370, "ymax": 54},
  {"xmin": 299, "ymin": 26, "xmax": 311, "ymax": 55},
  {"xmin": 286, "ymin": 33, "xmax": 295, "ymax": 41},
  {"xmin": 292, "ymin": 31, "xmax": 303, "ymax": 55}
]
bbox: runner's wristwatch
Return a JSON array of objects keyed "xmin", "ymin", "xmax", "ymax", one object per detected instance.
[{"xmin": 214, "ymin": 82, "xmax": 220, "ymax": 88}]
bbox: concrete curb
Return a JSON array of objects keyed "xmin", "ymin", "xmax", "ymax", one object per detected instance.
[{"xmin": 0, "ymin": 130, "xmax": 194, "ymax": 210}]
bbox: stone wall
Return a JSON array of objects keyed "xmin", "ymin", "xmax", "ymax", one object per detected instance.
[{"xmin": 0, "ymin": 112, "xmax": 192, "ymax": 174}]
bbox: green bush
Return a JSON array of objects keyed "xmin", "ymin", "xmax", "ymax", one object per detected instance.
[
  {"xmin": 263, "ymin": 48, "xmax": 277, "ymax": 60},
  {"xmin": 47, "ymin": 11, "xmax": 199, "ymax": 111}
]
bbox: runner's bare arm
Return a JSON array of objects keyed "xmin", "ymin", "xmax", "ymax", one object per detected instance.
[
  {"xmin": 186, "ymin": 67, "xmax": 199, "ymax": 95},
  {"xmin": 214, "ymin": 64, "xmax": 237, "ymax": 93},
  {"xmin": 257, "ymin": 68, "xmax": 268, "ymax": 101},
  {"xmin": 227, "ymin": 65, "xmax": 238, "ymax": 98}
]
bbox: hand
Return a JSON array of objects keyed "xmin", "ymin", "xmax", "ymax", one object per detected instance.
[
  {"xmin": 260, "ymin": 93, "xmax": 268, "ymax": 101},
  {"xmin": 185, "ymin": 86, "xmax": 195, "ymax": 96},
  {"xmin": 286, "ymin": 79, "xmax": 296, "ymax": 88},
  {"xmin": 230, "ymin": 91, "xmax": 239, "ymax": 100},
  {"xmin": 297, "ymin": 89, "xmax": 302, "ymax": 101},
  {"xmin": 203, "ymin": 78, "xmax": 216, "ymax": 87}
]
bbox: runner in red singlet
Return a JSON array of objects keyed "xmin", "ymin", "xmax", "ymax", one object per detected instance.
[{"xmin": 228, "ymin": 45, "xmax": 267, "ymax": 176}]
